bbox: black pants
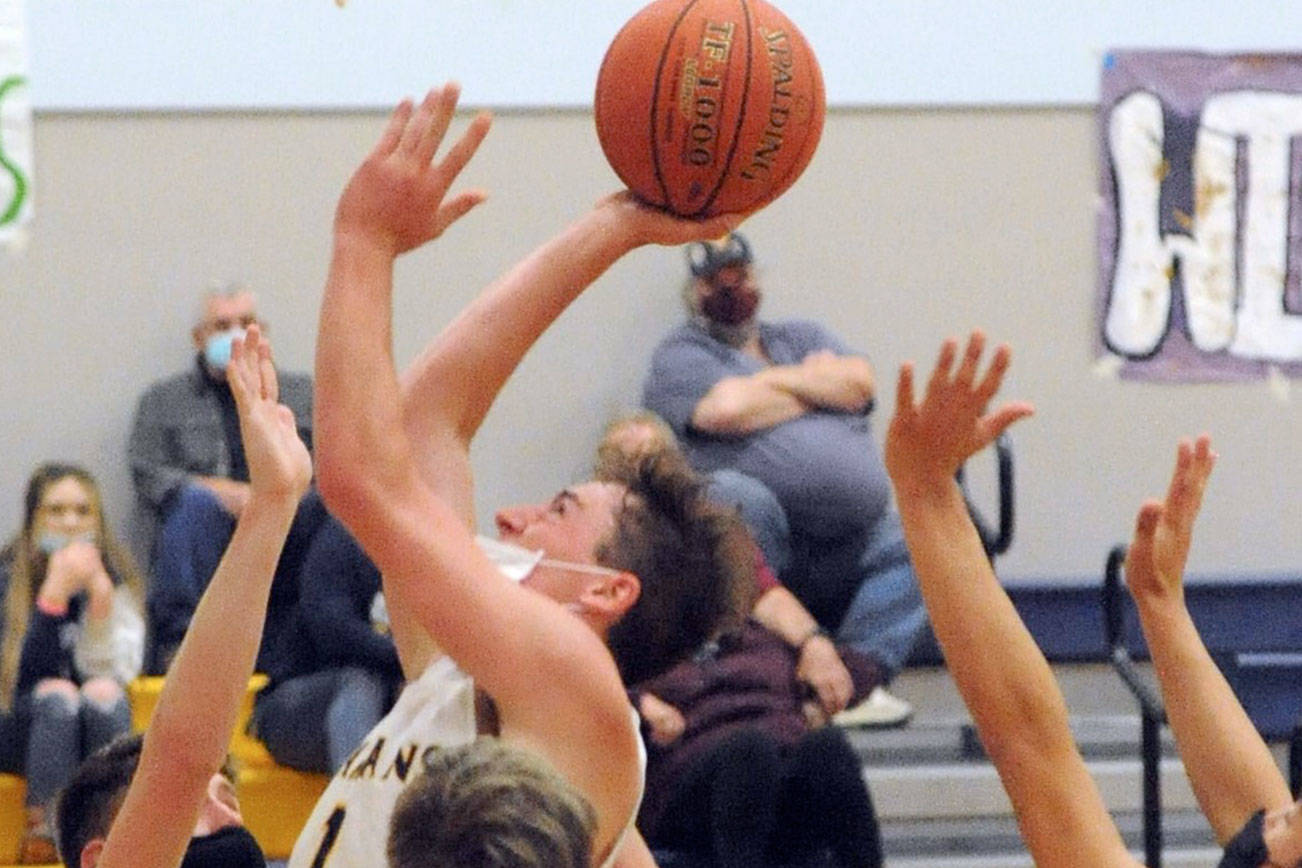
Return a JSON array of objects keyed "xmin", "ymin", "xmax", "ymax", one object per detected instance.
[{"xmin": 649, "ymin": 726, "xmax": 882, "ymax": 868}]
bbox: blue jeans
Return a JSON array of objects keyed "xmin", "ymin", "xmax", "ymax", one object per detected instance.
[
  {"xmin": 0, "ymin": 686, "xmax": 131, "ymax": 807},
  {"xmin": 705, "ymin": 471, "xmax": 926, "ymax": 677},
  {"xmin": 253, "ymin": 667, "xmax": 392, "ymax": 774},
  {"xmin": 148, "ymin": 484, "xmax": 326, "ymax": 671},
  {"xmin": 705, "ymin": 470, "xmax": 792, "ymax": 576}
]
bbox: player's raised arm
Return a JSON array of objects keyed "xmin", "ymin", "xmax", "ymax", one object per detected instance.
[
  {"xmin": 886, "ymin": 332, "xmax": 1139, "ymax": 867},
  {"xmin": 314, "ymin": 83, "xmax": 491, "ymax": 677},
  {"xmin": 1124, "ymin": 437, "xmax": 1294, "ymax": 843},
  {"xmin": 96, "ymin": 327, "xmax": 310, "ymax": 868},
  {"xmin": 397, "ymin": 191, "xmax": 738, "ymax": 508},
  {"xmin": 314, "ymin": 88, "xmax": 728, "ymax": 860}
]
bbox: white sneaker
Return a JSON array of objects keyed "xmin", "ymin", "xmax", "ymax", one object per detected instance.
[{"xmin": 833, "ymin": 686, "xmax": 914, "ymax": 728}]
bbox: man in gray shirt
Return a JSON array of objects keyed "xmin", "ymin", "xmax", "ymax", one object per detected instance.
[
  {"xmin": 642, "ymin": 234, "xmax": 925, "ymax": 726},
  {"xmin": 128, "ymin": 285, "xmax": 322, "ymax": 670}
]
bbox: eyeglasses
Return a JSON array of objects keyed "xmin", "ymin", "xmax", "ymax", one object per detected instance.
[{"xmin": 203, "ymin": 314, "xmax": 260, "ymax": 332}]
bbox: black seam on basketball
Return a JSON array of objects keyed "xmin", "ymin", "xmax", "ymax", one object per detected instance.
[
  {"xmin": 692, "ymin": 0, "xmax": 752, "ymax": 218},
  {"xmin": 649, "ymin": 0, "xmax": 701, "ymax": 209}
]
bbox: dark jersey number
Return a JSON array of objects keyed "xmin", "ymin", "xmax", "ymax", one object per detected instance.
[{"xmin": 309, "ymin": 805, "xmax": 346, "ymax": 868}]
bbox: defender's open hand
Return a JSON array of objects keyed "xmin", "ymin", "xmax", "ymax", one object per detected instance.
[
  {"xmin": 886, "ymin": 331, "xmax": 1033, "ymax": 496},
  {"xmin": 1125, "ymin": 435, "xmax": 1215, "ymax": 607},
  {"xmin": 229, "ymin": 325, "xmax": 312, "ymax": 503}
]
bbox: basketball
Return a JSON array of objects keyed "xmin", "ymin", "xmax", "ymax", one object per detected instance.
[{"xmin": 594, "ymin": 0, "xmax": 825, "ymax": 218}]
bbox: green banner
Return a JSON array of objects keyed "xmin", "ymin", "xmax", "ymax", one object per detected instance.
[{"xmin": 0, "ymin": 0, "xmax": 31, "ymax": 246}]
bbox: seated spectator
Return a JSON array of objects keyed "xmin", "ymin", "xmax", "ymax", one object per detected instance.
[
  {"xmin": 598, "ymin": 411, "xmax": 907, "ymax": 728},
  {"xmin": 599, "ymin": 413, "xmax": 884, "ymax": 867},
  {"xmin": 252, "ymin": 513, "xmax": 402, "ymax": 773},
  {"xmin": 127, "ymin": 283, "xmax": 324, "ymax": 670},
  {"xmin": 630, "ymin": 621, "xmax": 884, "ymax": 868},
  {"xmin": 642, "ymin": 234, "xmax": 926, "ymax": 726},
  {"xmin": 54, "ymin": 324, "xmax": 312, "ymax": 868},
  {"xmin": 0, "ymin": 463, "xmax": 144, "ymax": 863}
]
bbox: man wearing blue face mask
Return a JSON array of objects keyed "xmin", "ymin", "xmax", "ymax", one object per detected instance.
[{"xmin": 127, "ymin": 285, "xmax": 323, "ymax": 673}]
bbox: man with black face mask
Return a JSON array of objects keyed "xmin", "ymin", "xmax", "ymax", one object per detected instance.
[
  {"xmin": 52, "ymin": 326, "xmax": 312, "ymax": 868},
  {"xmin": 643, "ymin": 233, "xmax": 927, "ymax": 727}
]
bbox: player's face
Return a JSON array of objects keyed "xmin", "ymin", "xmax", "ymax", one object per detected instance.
[
  {"xmin": 35, "ymin": 476, "xmax": 97, "ymax": 539},
  {"xmin": 1263, "ymin": 799, "xmax": 1302, "ymax": 868},
  {"xmin": 494, "ymin": 481, "xmax": 625, "ymax": 576}
]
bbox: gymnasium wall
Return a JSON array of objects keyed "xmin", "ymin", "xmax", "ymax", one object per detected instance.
[{"xmin": 3, "ymin": 104, "xmax": 1299, "ymax": 585}]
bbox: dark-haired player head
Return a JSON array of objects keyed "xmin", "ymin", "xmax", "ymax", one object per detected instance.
[
  {"xmin": 54, "ymin": 735, "xmax": 265, "ymax": 868},
  {"xmin": 493, "ymin": 452, "xmax": 751, "ymax": 686}
]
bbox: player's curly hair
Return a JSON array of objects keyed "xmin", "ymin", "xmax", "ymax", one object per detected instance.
[{"xmin": 387, "ymin": 738, "xmax": 596, "ymax": 868}]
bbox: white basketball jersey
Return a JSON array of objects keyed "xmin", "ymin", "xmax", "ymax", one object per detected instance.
[{"xmin": 288, "ymin": 655, "xmax": 476, "ymax": 868}]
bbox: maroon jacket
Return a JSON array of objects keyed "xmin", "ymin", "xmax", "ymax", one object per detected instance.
[{"xmin": 630, "ymin": 620, "xmax": 883, "ymax": 832}]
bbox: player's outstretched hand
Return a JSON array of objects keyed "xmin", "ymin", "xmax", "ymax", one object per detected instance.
[
  {"xmin": 886, "ymin": 331, "xmax": 1033, "ymax": 497},
  {"xmin": 1124, "ymin": 435, "xmax": 1215, "ymax": 608},
  {"xmin": 335, "ymin": 82, "xmax": 492, "ymax": 257},
  {"xmin": 595, "ymin": 191, "xmax": 741, "ymax": 248},
  {"xmin": 228, "ymin": 325, "xmax": 312, "ymax": 503}
]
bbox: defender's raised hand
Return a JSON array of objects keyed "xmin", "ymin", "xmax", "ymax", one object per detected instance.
[
  {"xmin": 228, "ymin": 325, "xmax": 312, "ymax": 503},
  {"xmin": 334, "ymin": 82, "xmax": 492, "ymax": 256},
  {"xmin": 886, "ymin": 331, "xmax": 1033, "ymax": 495},
  {"xmin": 1125, "ymin": 435, "xmax": 1216, "ymax": 607}
]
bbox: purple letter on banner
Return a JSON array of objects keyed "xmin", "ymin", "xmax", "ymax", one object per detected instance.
[{"xmin": 1098, "ymin": 51, "xmax": 1302, "ymax": 381}]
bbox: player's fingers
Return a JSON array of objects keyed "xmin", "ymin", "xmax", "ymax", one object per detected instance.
[
  {"xmin": 416, "ymin": 82, "xmax": 461, "ymax": 165},
  {"xmin": 954, "ymin": 330, "xmax": 986, "ymax": 388},
  {"xmin": 258, "ymin": 336, "xmax": 278, "ymax": 405},
  {"xmin": 925, "ymin": 338, "xmax": 959, "ymax": 399},
  {"xmin": 433, "ymin": 190, "xmax": 488, "ymax": 237},
  {"xmin": 895, "ymin": 361, "xmax": 916, "ymax": 416},
  {"xmin": 1134, "ymin": 500, "xmax": 1162, "ymax": 544},
  {"xmin": 374, "ymin": 99, "xmax": 414, "ymax": 158},
  {"xmin": 228, "ymin": 335, "xmax": 249, "ymax": 406},
  {"xmin": 432, "ymin": 108, "xmax": 489, "ymax": 186},
  {"xmin": 982, "ymin": 401, "xmax": 1034, "ymax": 442},
  {"xmin": 396, "ymin": 88, "xmax": 439, "ymax": 157},
  {"xmin": 974, "ymin": 343, "xmax": 1012, "ymax": 405}
]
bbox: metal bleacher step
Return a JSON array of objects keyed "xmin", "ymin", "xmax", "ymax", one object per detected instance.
[
  {"xmin": 846, "ymin": 664, "xmax": 1226, "ymax": 866},
  {"xmin": 882, "ymin": 811, "xmax": 1219, "ymax": 865}
]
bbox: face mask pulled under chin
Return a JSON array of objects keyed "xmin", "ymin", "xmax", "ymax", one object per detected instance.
[
  {"xmin": 1218, "ymin": 809, "xmax": 1269, "ymax": 868},
  {"xmin": 475, "ymin": 535, "xmax": 626, "ymax": 587},
  {"xmin": 180, "ymin": 825, "xmax": 266, "ymax": 868},
  {"xmin": 475, "ymin": 535, "xmax": 544, "ymax": 584}
]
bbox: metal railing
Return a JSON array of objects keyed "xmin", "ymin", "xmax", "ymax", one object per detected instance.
[
  {"xmin": 957, "ymin": 432, "xmax": 1015, "ymax": 559},
  {"xmin": 1102, "ymin": 545, "xmax": 1302, "ymax": 867}
]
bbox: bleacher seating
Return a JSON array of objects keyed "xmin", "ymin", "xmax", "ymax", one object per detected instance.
[{"xmin": 0, "ymin": 674, "xmax": 328, "ymax": 866}]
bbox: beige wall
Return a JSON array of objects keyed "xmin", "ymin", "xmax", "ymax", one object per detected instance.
[{"xmin": 2, "ymin": 106, "xmax": 1298, "ymax": 582}]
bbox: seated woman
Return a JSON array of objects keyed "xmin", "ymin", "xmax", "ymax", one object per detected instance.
[
  {"xmin": 54, "ymin": 324, "xmax": 313, "ymax": 868},
  {"xmin": 884, "ymin": 331, "xmax": 1302, "ymax": 868},
  {"xmin": 0, "ymin": 463, "xmax": 145, "ymax": 863}
]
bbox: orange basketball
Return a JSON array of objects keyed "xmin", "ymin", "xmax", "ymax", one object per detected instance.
[{"xmin": 594, "ymin": 0, "xmax": 825, "ymax": 218}]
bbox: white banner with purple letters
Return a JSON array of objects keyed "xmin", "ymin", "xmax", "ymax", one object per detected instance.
[{"xmin": 1098, "ymin": 51, "xmax": 1302, "ymax": 381}]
